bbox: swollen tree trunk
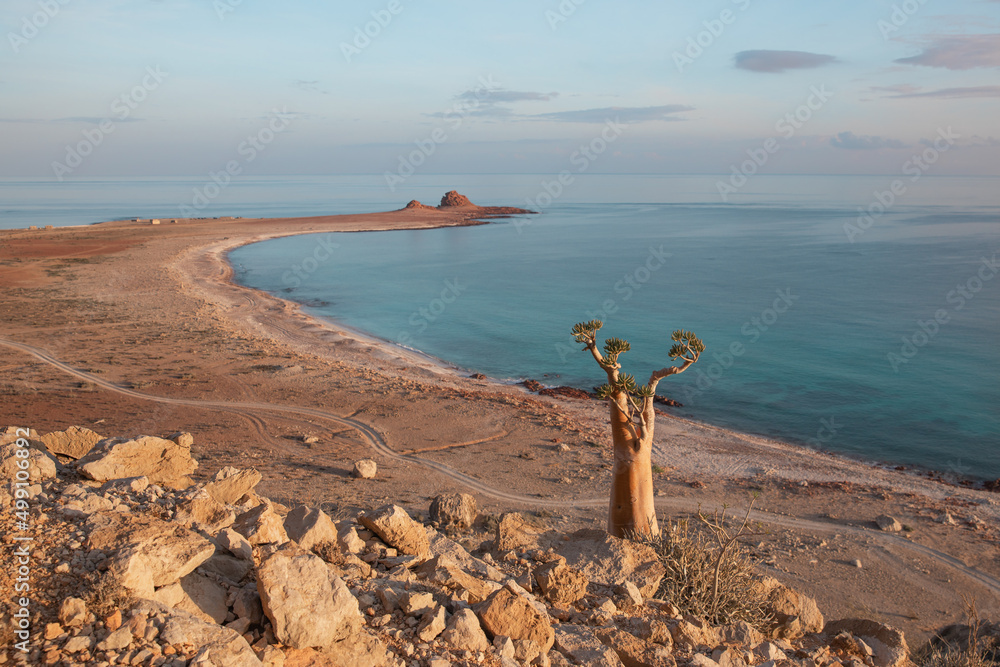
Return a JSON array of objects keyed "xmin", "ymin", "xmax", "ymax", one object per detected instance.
[{"xmin": 608, "ymin": 391, "xmax": 658, "ymax": 538}]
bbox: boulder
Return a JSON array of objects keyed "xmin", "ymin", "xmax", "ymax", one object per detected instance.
[
  {"xmin": 474, "ymin": 587, "xmax": 555, "ymax": 653},
  {"xmin": 875, "ymin": 515, "xmax": 903, "ymax": 532},
  {"xmin": 441, "ymin": 608, "xmax": 490, "ymax": 651},
  {"xmin": 556, "ymin": 528, "xmax": 665, "ymax": 598},
  {"xmin": 534, "ymin": 560, "xmax": 589, "ymax": 605},
  {"xmin": 282, "ymin": 632, "xmax": 395, "ymax": 667},
  {"xmin": 596, "ymin": 626, "xmax": 676, "ymax": 667},
  {"xmin": 359, "ymin": 505, "xmax": 430, "ymax": 557},
  {"xmin": 134, "ymin": 600, "xmax": 261, "ymax": 667},
  {"xmin": 439, "ymin": 190, "xmax": 475, "ymax": 207},
  {"xmin": 671, "ymin": 617, "xmax": 720, "ymax": 651},
  {"xmin": 824, "ymin": 619, "xmax": 909, "ymax": 667},
  {"xmin": 284, "ymin": 506, "xmax": 338, "ymax": 551},
  {"xmin": 0, "ymin": 443, "xmax": 57, "ymax": 483},
  {"xmin": 256, "ymin": 545, "xmax": 363, "ymax": 649},
  {"xmin": 175, "ymin": 488, "xmax": 236, "ymax": 532},
  {"xmin": 757, "ymin": 576, "xmax": 824, "ymax": 636},
  {"xmin": 58, "ymin": 598, "xmax": 88, "ymax": 627},
  {"xmin": 429, "ymin": 493, "xmax": 478, "ymax": 531},
  {"xmin": 218, "ymin": 527, "xmax": 254, "ymax": 561},
  {"xmin": 417, "ymin": 554, "xmax": 501, "ymax": 604},
  {"xmin": 494, "ymin": 512, "xmax": 538, "ymax": 552},
  {"xmin": 554, "ymin": 624, "xmax": 624, "ymax": 666},
  {"xmin": 233, "ymin": 502, "xmax": 289, "ymax": 546},
  {"xmin": 198, "ymin": 552, "xmax": 253, "ymax": 584},
  {"xmin": 176, "ymin": 572, "xmax": 229, "ymax": 624},
  {"xmin": 76, "ymin": 436, "xmax": 196, "ymax": 489},
  {"xmin": 205, "ymin": 467, "xmax": 262, "ymax": 505},
  {"xmin": 86, "ymin": 512, "xmax": 215, "ymax": 597},
  {"xmin": 40, "ymin": 425, "xmax": 104, "ymax": 459},
  {"xmin": 352, "ymin": 459, "xmax": 377, "ymax": 479},
  {"xmin": 0, "ymin": 426, "xmax": 39, "ymax": 445},
  {"xmin": 417, "ymin": 606, "xmax": 448, "ymax": 642}
]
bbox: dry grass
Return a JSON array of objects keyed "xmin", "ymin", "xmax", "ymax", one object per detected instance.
[
  {"xmin": 633, "ymin": 500, "xmax": 772, "ymax": 628},
  {"xmin": 84, "ymin": 570, "xmax": 135, "ymax": 619},
  {"xmin": 916, "ymin": 598, "xmax": 997, "ymax": 667}
]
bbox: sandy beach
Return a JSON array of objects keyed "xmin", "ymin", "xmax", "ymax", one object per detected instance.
[{"xmin": 1, "ymin": 203, "xmax": 998, "ymax": 640}]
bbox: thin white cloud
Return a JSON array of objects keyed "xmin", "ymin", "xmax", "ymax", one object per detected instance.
[
  {"xmin": 530, "ymin": 105, "xmax": 694, "ymax": 124},
  {"xmin": 733, "ymin": 50, "xmax": 839, "ymax": 73},
  {"xmin": 830, "ymin": 132, "xmax": 907, "ymax": 150},
  {"xmin": 895, "ymin": 34, "xmax": 1000, "ymax": 69}
]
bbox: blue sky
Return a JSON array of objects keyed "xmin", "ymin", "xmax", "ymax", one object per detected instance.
[{"xmin": 2, "ymin": 0, "xmax": 998, "ymax": 178}]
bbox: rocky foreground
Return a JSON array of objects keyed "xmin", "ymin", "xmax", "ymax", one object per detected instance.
[{"xmin": 0, "ymin": 425, "xmax": 972, "ymax": 667}]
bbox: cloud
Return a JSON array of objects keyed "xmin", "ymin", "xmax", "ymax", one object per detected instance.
[
  {"xmin": 530, "ymin": 105, "xmax": 694, "ymax": 124},
  {"xmin": 456, "ymin": 89, "xmax": 557, "ymax": 103},
  {"xmin": 294, "ymin": 80, "xmax": 329, "ymax": 95},
  {"xmin": 830, "ymin": 132, "xmax": 907, "ymax": 150},
  {"xmin": 884, "ymin": 85, "xmax": 1000, "ymax": 99},
  {"xmin": 733, "ymin": 50, "xmax": 839, "ymax": 73},
  {"xmin": 895, "ymin": 34, "xmax": 1000, "ymax": 69}
]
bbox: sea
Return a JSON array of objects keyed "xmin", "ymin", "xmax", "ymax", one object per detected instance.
[{"xmin": 3, "ymin": 174, "xmax": 998, "ymax": 479}]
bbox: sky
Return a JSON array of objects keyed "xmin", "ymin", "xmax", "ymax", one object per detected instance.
[{"xmin": 1, "ymin": 0, "xmax": 999, "ymax": 179}]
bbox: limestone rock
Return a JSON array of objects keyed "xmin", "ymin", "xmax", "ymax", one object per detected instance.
[
  {"xmin": 596, "ymin": 626, "xmax": 676, "ymax": 667},
  {"xmin": 177, "ymin": 572, "xmax": 229, "ymax": 624},
  {"xmin": 97, "ymin": 626, "xmax": 132, "ymax": 651},
  {"xmin": 40, "ymin": 425, "xmax": 104, "ymax": 459},
  {"xmin": 100, "ymin": 476, "xmax": 149, "ymax": 494},
  {"xmin": 176, "ymin": 488, "xmax": 236, "ymax": 532},
  {"xmin": 233, "ymin": 502, "xmax": 289, "ymax": 546},
  {"xmin": 284, "ymin": 506, "xmax": 338, "ymax": 551},
  {"xmin": 418, "ymin": 605, "xmax": 448, "ymax": 642},
  {"xmin": 58, "ymin": 598, "xmax": 88, "ymax": 627},
  {"xmin": 0, "ymin": 426, "xmax": 39, "ymax": 445},
  {"xmin": 86, "ymin": 512, "xmax": 215, "ymax": 597},
  {"xmin": 0, "ymin": 442, "xmax": 57, "ymax": 482},
  {"xmin": 534, "ymin": 560, "xmax": 589, "ymax": 605},
  {"xmin": 134, "ymin": 599, "xmax": 262, "ymax": 667},
  {"xmin": 824, "ymin": 619, "xmax": 910, "ymax": 667},
  {"xmin": 352, "ymin": 459, "xmax": 377, "ymax": 479},
  {"xmin": 875, "ymin": 515, "xmax": 902, "ymax": 532},
  {"xmin": 205, "ymin": 466, "xmax": 262, "ymax": 504},
  {"xmin": 218, "ymin": 527, "xmax": 254, "ymax": 561},
  {"xmin": 337, "ymin": 524, "xmax": 366, "ymax": 555},
  {"xmin": 401, "ymin": 591, "xmax": 436, "ymax": 616},
  {"xmin": 441, "ymin": 608, "xmax": 490, "ymax": 652},
  {"xmin": 671, "ymin": 617, "xmax": 721, "ymax": 651},
  {"xmin": 474, "ymin": 587, "xmax": 555, "ymax": 653},
  {"xmin": 417, "ymin": 554, "xmax": 501, "ymax": 604},
  {"xmin": 439, "ymin": 190, "xmax": 475, "ymax": 207},
  {"xmin": 76, "ymin": 435, "xmax": 196, "ymax": 489},
  {"xmin": 359, "ymin": 505, "xmax": 430, "ymax": 558},
  {"xmin": 757, "ymin": 576, "xmax": 824, "ymax": 636},
  {"xmin": 168, "ymin": 431, "xmax": 195, "ymax": 447},
  {"xmin": 556, "ymin": 528, "xmax": 665, "ymax": 598},
  {"xmin": 494, "ymin": 512, "xmax": 538, "ymax": 552},
  {"xmin": 554, "ymin": 624, "xmax": 624, "ymax": 666},
  {"xmin": 429, "ymin": 493, "xmax": 478, "ymax": 531},
  {"xmin": 200, "ymin": 552, "xmax": 253, "ymax": 584},
  {"xmin": 256, "ymin": 545, "xmax": 363, "ymax": 649},
  {"xmin": 283, "ymin": 632, "xmax": 395, "ymax": 667}
]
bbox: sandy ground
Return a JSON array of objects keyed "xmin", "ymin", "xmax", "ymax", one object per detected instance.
[{"xmin": 1, "ymin": 205, "xmax": 998, "ymax": 641}]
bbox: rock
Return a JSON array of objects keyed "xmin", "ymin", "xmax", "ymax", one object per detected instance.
[
  {"xmin": 756, "ymin": 576, "xmax": 824, "ymax": 636},
  {"xmin": 556, "ymin": 528, "xmax": 665, "ymax": 598},
  {"xmin": 104, "ymin": 609, "xmax": 122, "ymax": 632},
  {"xmin": 824, "ymin": 619, "xmax": 910, "ymax": 667},
  {"xmin": 202, "ymin": 552, "xmax": 254, "ymax": 584},
  {"xmin": 617, "ymin": 580, "xmax": 644, "ymax": 608},
  {"xmin": 168, "ymin": 431, "xmax": 195, "ymax": 447},
  {"xmin": 441, "ymin": 608, "xmax": 490, "ymax": 651},
  {"xmin": 205, "ymin": 466, "xmax": 262, "ymax": 505},
  {"xmin": 176, "ymin": 488, "xmax": 236, "ymax": 532},
  {"xmin": 177, "ymin": 572, "xmax": 229, "ymax": 624},
  {"xmin": 595, "ymin": 626, "xmax": 676, "ymax": 667},
  {"xmin": 233, "ymin": 502, "xmax": 289, "ymax": 546},
  {"xmin": 494, "ymin": 512, "xmax": 538, "ymax": 552},
  {"xmin": 439, "ymin": 190, "xmax": 475, "ymax": 207},
  {"xmin": 474, "ymin": 587, "xmax": 555, "ymax": 653},
  {"xmin": 721, "ymin": 621, "xmax": 764, "ymax": 646},
  {"xmin": 352, "ymin": 459, "xmax": 377, "ymax": 479},
  {"xmin": 417, "ymin": 554, "xmax": 501, "ymax": 604},
  {"xmin": 76, "ymin": 435, "xmax": 196, "ymax": 489},
  {"xmin": 100, "ymin": 476, "xmax": 149, "ymax": 494},
  {"xmin": 58, "ymin": 597, "xmax": 88, "ymax": 627},
  {"xmin": 0, "ymin": 426, "xmax": 39, "ymax": 445},
  {"xmin": 284, "ymin": 506, "xmax": 338, "ymax": 551},
  {"xmin": 418, "ymin": 605, "xmax": 448, "ymax": 642},
  {"xmin": 256, "ymin": 545, "xmax": 363, "ymax": 649},
  {"xmin": 63, "ymin": 635, "xmax": 94, "ymax": 653},
  {"xmin": 97, "ymin": 626, "xmax": 133, "ymax": 651},
  {"xmin": 671, "ymin": 617, "xmax": 720, "ymax": 650},
  {"xmin": 282, "ymin": 632, "xmax": 395, "ymax": 667},
  {"xmin": 60, "ymin": 490, "xmax": 114, "ymax": 518},
  {"xmin": 39, "ymin": 425, "xmax": 104, "ymax": 459},
  {"xmin": 218, "ymin": 527, "xmax": 255, "ymax": 560},
  {"xmin": 429, "ymin": 493, "xmax": 478, "ymax": 531},
  {"xmin": 232, "ymin": 586, "xmax": 264, "ymax": 625},
  {"xmin": 936, "ymin": 512, "xmax": 957, "ymax": 525},
  {"xmin": 404, "ymin": 200, "xmax": 436, "ymax": 211},
  {"xmin": 0, "ymin": 442, "xmax": 57, "ymax": 482},
  {"xmin": 690, "ymin": 655, "xmax": 721, "ymax": 667},
  {"xmin": 534, "ymin": 560, "xmax": 589, "ymax": 605},
  {"xmin": 87, "ymin": 512, "xmax": 216, "ymax": 597},
  {"xmin": 754, "ymin": 641, "xmax": 787, "ymax": 663},
  {"xmin": 851, "ymin": 559, "xmax": 863, "ymax": 569},
  {"xmin": 875, "ymin": 515, "xmax": 902, "ymax": 532},
  {"xmin": 134, "ymin": 599, "xmax": 262, "ymax": 666},
  {"xmin": 359, "ymin": 505, "xmax": 430, "ymax": 558},
  {"xmin": 400, "ymin": 591, "xmax": 436, "ymax": 616},
  {"xmin": 554, "ymin": 624, "xmax": 624, "ymax": 666}
]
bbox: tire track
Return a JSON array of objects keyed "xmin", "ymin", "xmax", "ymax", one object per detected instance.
[{"xmin": 3, "ymin": 336, "xmax": 999, "ymax": 598}]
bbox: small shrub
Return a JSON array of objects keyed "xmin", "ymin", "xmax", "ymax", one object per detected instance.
[
  {"xmin": 916, "ymin": 598, "xmax": 997, "ymax": 667},
  {"xmin": 85, "ymin": 570, "xmax": 135, "ymax": 619},
  {"xmin": 633, "ymin": 501, "xmax": 772, "ymax": 628}
]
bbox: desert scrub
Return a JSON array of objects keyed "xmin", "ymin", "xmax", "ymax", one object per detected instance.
[
  {"xmin": 85, "ymin": 570, "xmax": 135, "ymax": 619},
  {"xmin": 916, "ymin": 598, "xmax": 997, "ymax": 667},
  {"xmin": 632, "ymin": 502, "xmax": 772, "ymax": 627}
]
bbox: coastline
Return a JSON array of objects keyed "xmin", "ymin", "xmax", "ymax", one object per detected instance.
[{"xmin": 1, "ymin": 204, "xmax": 999, "ymax": 635}]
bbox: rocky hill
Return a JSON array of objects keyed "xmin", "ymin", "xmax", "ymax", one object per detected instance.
[{"xmin": 0, "ymin": 425, "xmax": 961, "ymax": 667}]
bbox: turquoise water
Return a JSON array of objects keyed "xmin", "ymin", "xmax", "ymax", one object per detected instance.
[{"xmin": 3, "ymin": 175, "xmax": 998, "ymax": 479}]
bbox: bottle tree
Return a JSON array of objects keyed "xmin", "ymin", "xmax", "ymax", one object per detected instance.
[{"xmin": 571, "ymin": 321, "xmax": 704, "ymax": 538}]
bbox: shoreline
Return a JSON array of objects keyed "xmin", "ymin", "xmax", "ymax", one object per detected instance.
[{"xmin": 2, "ymin": 201, "xmax": 999, "ymax": 634}]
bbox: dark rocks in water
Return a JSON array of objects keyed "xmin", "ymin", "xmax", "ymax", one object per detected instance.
[
  {"xmin": 653, "ymin": 395, "xmax": 683, "ymax": 407},
  {"xmin": 539, "ymin": 386, "xmax": 593, "ymax": 400},
  {"xmin": 469, "ymin": 373, "xmax": 487, "ymax": 380},
  {"xmin": 985, "ymin": 479, "xmax": 1000, "ymax": 493},
  {"xmin": 521, "ymin": 379, "xmax": 544, "ymax": 392}
]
